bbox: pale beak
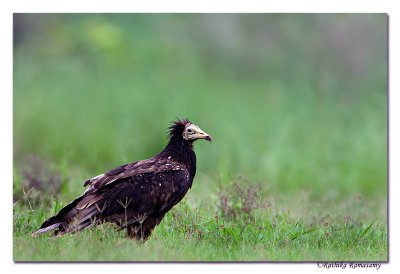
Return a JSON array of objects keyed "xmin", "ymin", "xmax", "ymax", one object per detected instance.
[{"xmin": 194, "ymin": 127, "xmax": 212, "ymax": 142}]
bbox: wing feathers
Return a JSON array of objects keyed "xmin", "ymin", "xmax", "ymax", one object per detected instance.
[
  {"xmin": 83, "ymin": 173, "xmax": 104, "ymax": 187},
  {"xmin": 83, "ymin": 157, "xmax": 186, "ymax": 194},
  {"xmin": 76, "ymin": 192, "xmax": 109, "ymax": 210},
  {"xmin": 105, "ymin": 164, "xmax": 129, "ymax": 176}
]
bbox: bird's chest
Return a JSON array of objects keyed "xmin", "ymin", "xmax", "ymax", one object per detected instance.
[
  {"xmin": 129, "ymin": 171, "xmax": 191, "ymax": 209},
  {"xmin": 152, "ymin": 173, "xmax": 189, "ymax": 197}
]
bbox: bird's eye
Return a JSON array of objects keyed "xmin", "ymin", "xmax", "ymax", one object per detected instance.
[{"xmin": 187, "ymin": 128, "xmax": 192, "ymax": 133}]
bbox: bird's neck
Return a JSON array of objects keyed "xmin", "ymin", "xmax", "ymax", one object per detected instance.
[{"xmin": 163, "ymin": 137, "xmax": 197, "ymax": 179}]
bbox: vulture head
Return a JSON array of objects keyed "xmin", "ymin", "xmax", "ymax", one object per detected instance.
[{"xmin": 168, "ymin": 119, "xmax": 212, "ymax": 144}]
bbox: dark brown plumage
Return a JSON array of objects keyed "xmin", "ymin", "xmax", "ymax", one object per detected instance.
[{"xmin": 32, "ymin": 119, "xmax": 212, "ymax": 240}]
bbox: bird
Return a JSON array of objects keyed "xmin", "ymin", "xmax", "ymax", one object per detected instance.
[{"xmin": 31, "ymin": 119, "xmax": 212, "ymax": 241}]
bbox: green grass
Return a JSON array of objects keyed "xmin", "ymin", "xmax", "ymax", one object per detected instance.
[
  {"xmin": 13, "ymin": 191, "xmax": 387, "ymax": 261},
  {"xmin": 13, "ymin": 14, "xmax": 387, "ymax": 261}
]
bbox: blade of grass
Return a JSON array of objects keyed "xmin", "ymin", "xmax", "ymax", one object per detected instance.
[
  {"xmin": 347, "ymin": 221, "xmax": 375, "ymax": 248},
  {"xmin": 290, "ymin": 227, "xmax": 318, "ymax": 240},
  {"xmin": 276, "ymin": 218, "xmax": 318, "ymax": 247}
]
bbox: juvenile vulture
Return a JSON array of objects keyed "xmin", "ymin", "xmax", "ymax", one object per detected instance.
[{"xmin": 32, "ymin": 119, "xmax": 212, "ymax": 240}]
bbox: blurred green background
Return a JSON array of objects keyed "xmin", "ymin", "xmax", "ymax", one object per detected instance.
[{"xmin": 13, "ymin": 14, "xmax": 387, "ymax": 201}]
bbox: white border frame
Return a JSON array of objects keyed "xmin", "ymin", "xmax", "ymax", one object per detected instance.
[{"xmin": 1, "ymin": 1, "xmax": 398, "ymax": 273}]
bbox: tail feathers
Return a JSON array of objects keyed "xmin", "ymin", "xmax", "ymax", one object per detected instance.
[
  {"xmin": 31, "ymin": 222, "xmax": 62, "ymax": 237},
  {"xmin": 31, "ymin": 212, "xmax": 97, "ymax": 237},
  {"xmin": 31, "ymin": 216, "xmax": 97, "ymax": 237},
  {"xmin": 31, "ymin": 197, "xmax": 102, "ymax": 237},
  {"xmin": 31, "ymin": 196, "xmax": 85, "ymax": 237}
]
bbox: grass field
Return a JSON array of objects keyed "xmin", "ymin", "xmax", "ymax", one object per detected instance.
[{"xmin": 13, "ymin": 14, "xmax": 387, "ymax": 261}]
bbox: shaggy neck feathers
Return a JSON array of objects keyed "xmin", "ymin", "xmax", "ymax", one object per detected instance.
[{"xmin": 161, "ymin": 120, "xmax": 197, "ymax": 179}]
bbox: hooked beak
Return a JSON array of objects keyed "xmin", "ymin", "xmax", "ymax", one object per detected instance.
[
  {"xmin": 203, "ymin": 135, "xmax": 212, "ymax": 142},
  {"xmin": 194, "ymin": 127, "xmax": 212, "ymax": 142}
]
